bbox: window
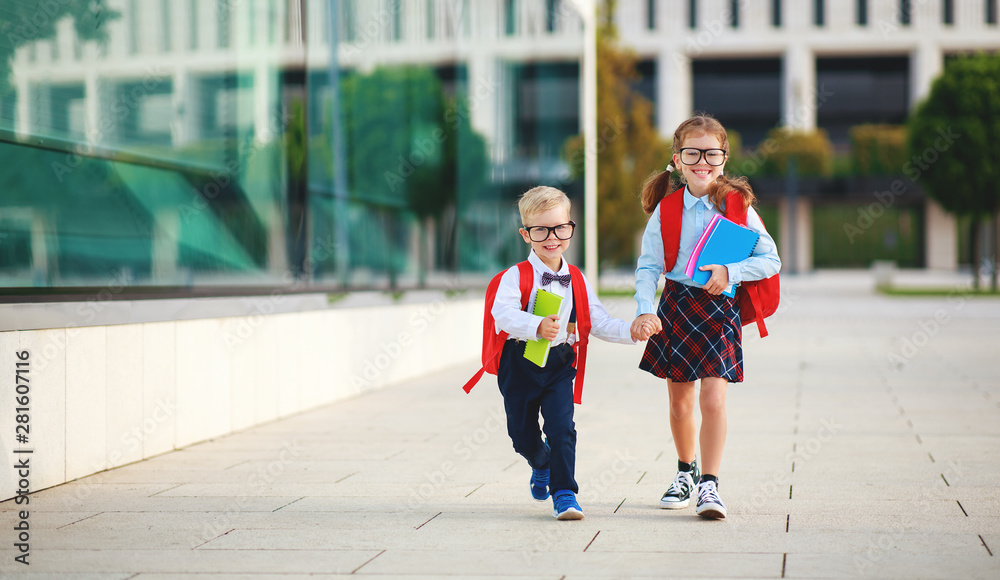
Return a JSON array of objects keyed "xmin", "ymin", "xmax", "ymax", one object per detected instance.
[
  {"xmin": 189, "ymin": 0, "xmax": 198, "ymax": 50},
  {"xmin": 814, "ymin": 0, "xmax": 825, "ymax": 26},
  {"xmin": 217, "ymin": 1, "xmax": 231, "ymax": 49},
  {"xmin": 546, "ymin": 0, "xmax": 559, "ymax": 33},
  {"xmin": 389, "ymin": 0, "xmax": 402, "ymax": 41},
  {"xmin": 427, "ymin": 0, "xmax": 436, "ymax": 39},
  {"xmin": 857, "ymin": 0, "xmax": 868, "ymax": 25},
  {"xmin": 989, "ymin": 0, "xmax": 999, "ymax": 24},
  {"xmin": 730, "ymin": 0, "xmax": 739, "ymax": 27},
  {"xmin": 128, "ymin": 0, "xmax": 139, "ymax": 54},
  {"xmin": 647, "ymin": 0, "xmax": 656, "ymax": 30},
  {"xmin": 772, "ymin": 0, "xmax": 782, "ymax": 27},
  {"xmin": 161, "ymin": 0, "xmax": 172, "ymax": 52},
  {"xmin": 689, "ymin": 0, "xmax": 697, "ymax": 29},
  {"xmin": 943, "ymin": 0, "xmax": 954, "ymax": 24},
  {"xmin": 900, "ymin": 0, "xmax": 912, "ymax": 25}
]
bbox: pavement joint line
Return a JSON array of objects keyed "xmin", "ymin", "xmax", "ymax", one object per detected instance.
[
  {"xmin": 384, "ymin": 450, "xmax": 404, "ymax": 460},
  {"xmin": 583, "ymin": 530, "xmax": 600, "ymax": 552},
  {"xmin": 941, "ymin": 473, "xmax": 950, "ymax": 486},
  {"xmin": 502, "ymin": 461, "xmax": 518, "ymax": 472},
  {"xmin": 653, "ymin": 451, "xmax": 663, "ymax": 461},
  {"xmin": 272, "ymin": 497, "xmax": 305, "ymax": 512},
  {"xmin": 785, "ymin": 515, "xmax": 790, "ymax": 532},
  {"xmin": 636, "ymin": 471, "xmax": 646, "ymax": 484},
  {"xmin": 781, "ymin": 553, "xmax": 787, "ymax": 577},
  {"xmin": 980, "ymin": 535, "xmax": 994, "ymax": 557},
  {"xmin": 223, "ymin": 459, "xmax": 251, "ymax": 470},
  {"xmin": 915, "ymin": 434, "xmax": 923, "ymax": 444},
  {"xmin": 928, "ymin": 452, "xmax": 935, "ymax": 462},
  {"xmin": 335, "ymin": 472, "xmax": 358, "ymax": 483},
  {"xmin": 352, "ymin": 549, "xmax": 386, "ymax": 574},
  {"xmin": 614, "ymin": 498, "xmax": 626, "ymax": 514},
  {"xmin": 465, "ymin": 484, "xmax": 484, "ymax": 498},
  {"xmin": 788, "ymin": 485, "xmax": 793, "ymax": 500},
  {"xmin": 414, "ymin": 512, "xmax": 442, "ymax": 530},
  {"xmin": 149, "ymin": 484, "xmax": 184, "ymax": 497},
  {"xmin": 957, "ymin": 500, "xmax": 968, "ymax": 517},
  {"xmin": 192, "ymin": 528, "xmax": 234, "ymax": 550},
  {"xmin": 57, "ymin": 511, "xmax": 103, "ymax": 529}
]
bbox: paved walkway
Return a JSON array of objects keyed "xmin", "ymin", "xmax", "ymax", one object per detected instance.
[{"xmin": 3, "ymin": 271, "xmax": 1000, "ymax": 579}]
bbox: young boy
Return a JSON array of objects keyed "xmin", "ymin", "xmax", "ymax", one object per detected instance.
[{"xmin": 492, "ymin": 186, "xmax": 656, "ymax": 520}]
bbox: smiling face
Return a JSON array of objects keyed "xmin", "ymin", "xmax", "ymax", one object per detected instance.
[
  {"xmin": 673, "ymin": 132, "xmax": 727, "ymax": 198},
  {"xmin": 519, "ymin": 205, "xmax": 572, "ymax": 272}
]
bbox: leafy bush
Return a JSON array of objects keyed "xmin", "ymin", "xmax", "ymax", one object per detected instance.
[
  {"xmin": 850, "ymin": 124, "xmax": 907, "ymax": 175},
  {"xmin": 732, "ymin": 128, "xmax": 834, "ymax": 177}
]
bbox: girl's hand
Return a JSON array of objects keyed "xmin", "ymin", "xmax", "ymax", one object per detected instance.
[
  {"xmin": 699, "ymin": 264, "xmax": 730, "ymax": 295},
  {"xmin": 537, "ymin": 315, "xmax": 560, "ymax": 341},
  {"xmin": 631, "ymin": 314, "xmax": 661, "ymax": 341}
]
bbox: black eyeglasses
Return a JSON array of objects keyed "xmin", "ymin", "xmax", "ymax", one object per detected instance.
[
  {"xmin": 524, "ymin": 221, "xmax": 576, "ymax": 242},
  {"xmin": 678, "ymin": 147, "xmax": 727, "ymax": 166}
]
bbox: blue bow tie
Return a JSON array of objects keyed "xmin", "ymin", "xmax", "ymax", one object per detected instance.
[{"xmin": 541, "ymin": 272, "xmax": 572, "ymax": 288}]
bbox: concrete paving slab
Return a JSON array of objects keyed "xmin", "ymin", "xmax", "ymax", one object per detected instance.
[{"xmin": 2, "ymin": 272, "xmax": 999, "ymax": 578}]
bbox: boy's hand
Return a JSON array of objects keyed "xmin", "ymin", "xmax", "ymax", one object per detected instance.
[
  {"xmin": 698, "ymin": 264, "xmax": 730, "ymax": 295},
  {"xmin": 631, "ymin": 314, "xmax": 661, "ymax": 341},
  {"xmin": 537, "ymin": 315, "xmax": 560, "ymax": 341}
]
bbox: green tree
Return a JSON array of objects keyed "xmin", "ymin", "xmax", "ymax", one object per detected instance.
[
  {"xmin": 907, "ymin": 53, "xmax": 1000, "ymax": 289},
  {"xmin": 564, "ymin": 0, "xmax": 670, "ymax": 269},
  {"xmin": 338, "ymin": 66, "xmax": 487, "ymax": 285},
  {"xmin": 0, "ymin": 1, "xmax": 118, "ymax": 95}
]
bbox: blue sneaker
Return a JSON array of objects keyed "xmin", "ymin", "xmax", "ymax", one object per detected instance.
[
  {"xmin": 530, "ymin": 468, "xmax": 550, "ymax": 501},
  {"xmin": 552, "ymin": 490, "xmax": 584, "ymax": 520}
]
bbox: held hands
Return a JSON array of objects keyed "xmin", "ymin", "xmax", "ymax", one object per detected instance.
[
  {"xmin": 698, "ymin": 264, "xmax": 730, "ymax": 295},
  {"xmin": 630, "ymin": 313, "xmax": 662, "ymax": 342},
  {"xmin": 537, "ymin": 315, "xmax": 560, "ymax": 342}
]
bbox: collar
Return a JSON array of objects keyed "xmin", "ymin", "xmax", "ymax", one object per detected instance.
[
  {"xmin": 683, "ymin": 186, "xmax": 714, "ymax": 210},
  {"xmin": 527, "ymin": 250, "xmax": 569, "ymax": 275}
]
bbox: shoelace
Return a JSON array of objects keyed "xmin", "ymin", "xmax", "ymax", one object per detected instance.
[
  {"xmin": 666, "ymin": 471, "xmax": 693, "ymax": 496},
  {"xmin": 698, "ymin": 480, "xmax": 723, "ymax": 505}
]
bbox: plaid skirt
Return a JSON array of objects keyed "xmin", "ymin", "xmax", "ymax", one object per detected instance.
[{"xmin": 639, "ymin": 279, "xmax": 743, "ymax": 383}]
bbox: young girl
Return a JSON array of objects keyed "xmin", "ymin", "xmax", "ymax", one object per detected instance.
[{"xmin": 632, "ymin": 115, "xmax": 780, "ymax": 519}]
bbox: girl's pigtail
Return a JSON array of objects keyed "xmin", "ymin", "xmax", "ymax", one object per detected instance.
[
  {"xmin": 708, "ymin": 174, "xmax": 756, "ymax": 214},
  {"xmin": 640, "ymin": 167, "xmax": 675, "ymax": 215}
]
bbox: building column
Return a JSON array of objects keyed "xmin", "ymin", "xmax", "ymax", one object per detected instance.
[
  {"xmin": 910, "ymin": 42, "xmax": 943, "ymax": 110},
  {"xmin": 924, "ymin": 197, "xmax": 957, "ymax": 270},
  {"xmin": 782, "ymin": 43, "xmax": 815, "ymax": 130},
  {"xmin": 467, "ymin": 53, "xmax": 500, "ymax": 152},
  {"xmin": 778, "ymin": 197, "xmax": 812, "ymax": 274},
  {"xmin": 657, "ymin": 48, "xmax": 692, "ymax": 139},
  {"xmin": 84, "ymin": 71, "xmax": 102, "ymax": 146}
]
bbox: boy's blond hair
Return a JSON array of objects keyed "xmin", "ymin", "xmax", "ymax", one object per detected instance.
[{"xmin": 517, "ymin": 186, "xmax": 571, "ymax": 225}]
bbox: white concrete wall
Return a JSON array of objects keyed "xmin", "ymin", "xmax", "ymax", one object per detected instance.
[{"xmin": 0, "ymin": 297, "xmax": 481, "ymax": 501}]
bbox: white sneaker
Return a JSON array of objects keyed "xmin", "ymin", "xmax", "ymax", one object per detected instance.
[
  {"xmin": 659, "ymin": 469, "xmax": 697, "ymax": 509},
  {"xmin": 695, "ymin": 480, "xmax": 727, "ymax": 519}
]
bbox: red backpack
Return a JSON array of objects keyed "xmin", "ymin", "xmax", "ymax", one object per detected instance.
[
  {"xmin": 462, "ymin": 260, "xmax": 592, "ymax": 404},
  {"xmin": 659, "ymin": 188, "xmax": 780, "ymax": 338}
]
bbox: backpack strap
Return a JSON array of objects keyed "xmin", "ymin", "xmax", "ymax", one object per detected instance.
[
  {"xmin": 568, "ymin": 265, "xmax": 590, "ymax": 404},
  {"xmin": 723, "ymin": 191, "xmax": 770, "ymax": 337},
  {"xmin": 462, "ymin": 261, "xmax": 533, "ymax": 394},
  {"xmin": 660, "ymin": 188, "xmax": 685, "ymax": 272}
]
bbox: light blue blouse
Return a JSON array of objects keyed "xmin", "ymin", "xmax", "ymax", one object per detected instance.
[{"xmin": 634, "ymin": 187, "xmax": 781, "ymax": 317}]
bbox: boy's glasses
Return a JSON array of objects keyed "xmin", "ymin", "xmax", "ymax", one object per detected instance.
[
  {"xmin": 678, "ymin": 147, "xmax": 727, "ymax": 166},
  {"xmin": 524, "ymin": 221, "xmax": 576, "ymax": 242}
]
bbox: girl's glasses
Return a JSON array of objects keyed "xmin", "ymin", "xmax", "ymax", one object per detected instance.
[
  {"xmin": 678, "ymin": 148, "xmax": 727, "ymax": 166},
  {"xmin": 524, "ymin": 221, "xmax": 576, "ymax": 242}
]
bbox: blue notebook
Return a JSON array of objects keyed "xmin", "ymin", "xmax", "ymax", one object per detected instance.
[{"xmin": 689, "ymin": 217, "xmax": 761, "ymax": 298}]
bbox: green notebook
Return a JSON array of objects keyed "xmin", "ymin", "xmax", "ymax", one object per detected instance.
[{"xmin": 524, "ymin": 288, "xmax": 564, "ymax": 368}]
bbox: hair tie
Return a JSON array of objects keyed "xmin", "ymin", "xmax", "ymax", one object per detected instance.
[{"xmin": 665, "ymin": 164, "xmax": 675, "ymax": 173}]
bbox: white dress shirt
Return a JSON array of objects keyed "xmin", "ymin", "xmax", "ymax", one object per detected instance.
[
  {"xmin": 634, "ymin": 187, "xmax": 782, "ymax": 317},
  {"xmin": 492, "ymin": 251, "xmax": 635, "ymax": 346}
]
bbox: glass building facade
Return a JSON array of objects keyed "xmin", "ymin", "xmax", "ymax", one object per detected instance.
[{"xmin": 0, "ymin": 0, "xmax": 585, "ymax": 294}]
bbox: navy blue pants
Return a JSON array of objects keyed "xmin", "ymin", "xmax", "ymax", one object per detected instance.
[{"xmin": 497, "ymin": 340, "xmax": 578, "ymax": 494}]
